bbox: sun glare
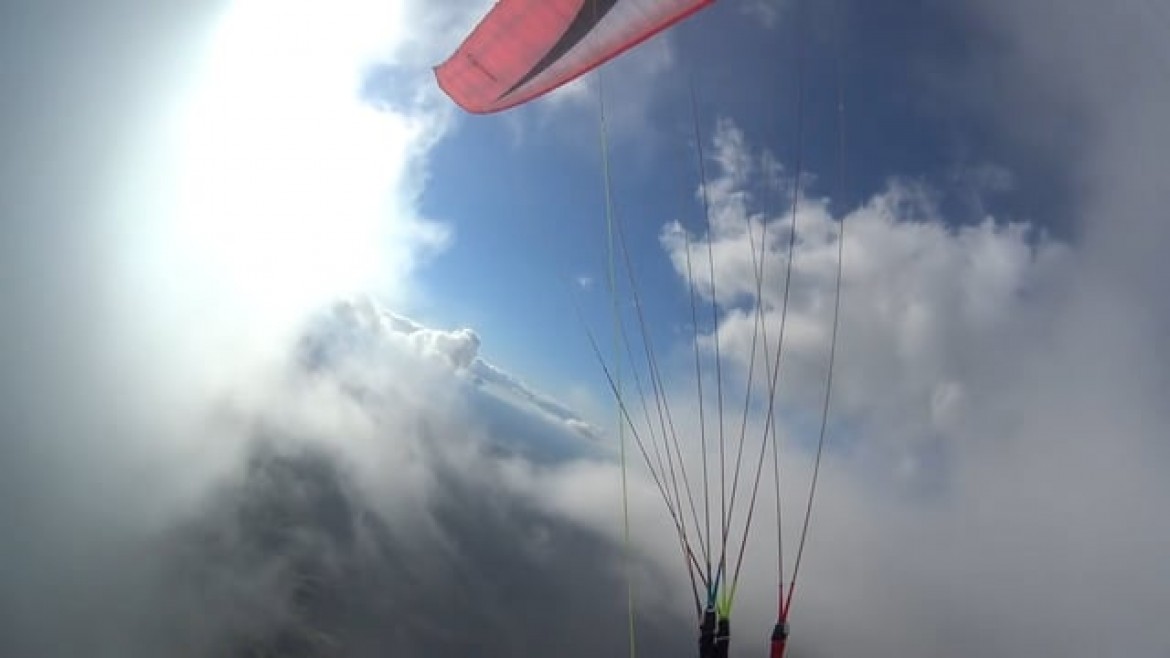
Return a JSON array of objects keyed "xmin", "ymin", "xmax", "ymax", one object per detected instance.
[{"xmin": 172, "ymin": 0, "xmax": 423, "ymax": 324}]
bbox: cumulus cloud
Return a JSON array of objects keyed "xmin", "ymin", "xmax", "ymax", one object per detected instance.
[
  {"xmin": 666, "ymin": 122, "xmax": 1068, "ymax": 459},
  {"xmin": 644, "ymin": 109, "xmax": 1170, "ymax": 656},
  {"xmin": 299, "ymin": 299, "xmax": 606, "ymax": 449}
]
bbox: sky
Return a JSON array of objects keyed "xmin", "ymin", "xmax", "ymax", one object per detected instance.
[{"xmin": 1, "ymin": 0, "xmax": 1169, "ymax": 657}]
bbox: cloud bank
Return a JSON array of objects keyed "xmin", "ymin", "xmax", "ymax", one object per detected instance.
[{"xmin": 649, "ymin": 95, "xmax": 1169, "ymax": 655}]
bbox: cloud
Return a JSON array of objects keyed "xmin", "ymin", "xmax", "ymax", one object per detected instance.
[
  {"xmin": 298, "ymin": 299, "xmax": 606, "ymax": 450},
  {"xmin": 120, "ymin": 299, "xmax": 688, "ymax": 658},
  {"xmin": 0, "ymin": 278, "xmax": 689, "ymax": 656},
  {"xmin": 642, "ymin": 112, "xmax": 1170, "ymax": 656},
  {"xmin": 137, "ymin": 440, "xmax": 679, "ymax": 658},
  {"xmin": 965, "ymin": 1, "xmax": 1170, "ymax": 311}
]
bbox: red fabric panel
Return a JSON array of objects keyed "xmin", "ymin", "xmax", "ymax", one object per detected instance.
[{"xmin": 436, "ymin": 0, "xmax": 714, "ymax": 114}]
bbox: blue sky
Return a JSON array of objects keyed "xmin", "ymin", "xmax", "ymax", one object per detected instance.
[
  {"xmin": 414, "ymin": 0, "xmax": 1080, "ymax": 402},
  {"xmin": 416, "ymin": 3, "xmax": 832, "ymax": 393}
]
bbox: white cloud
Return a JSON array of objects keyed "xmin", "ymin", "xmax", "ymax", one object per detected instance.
[
  {"xmin": 299, "ymin": 298, "xmax": 606, "ymax": 453},
  {"xmin": 661, "ymin": 121, "xmax": 1069, "ymax": 460},
  {"xmin": 639, "ymin": 117, "xmax": 1170, "ymax": 656}
]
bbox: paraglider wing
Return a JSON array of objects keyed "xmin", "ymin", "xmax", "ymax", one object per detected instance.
[{"xmin": 435, "ymin": 0, "xmax": 714, "ymax": 113}]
